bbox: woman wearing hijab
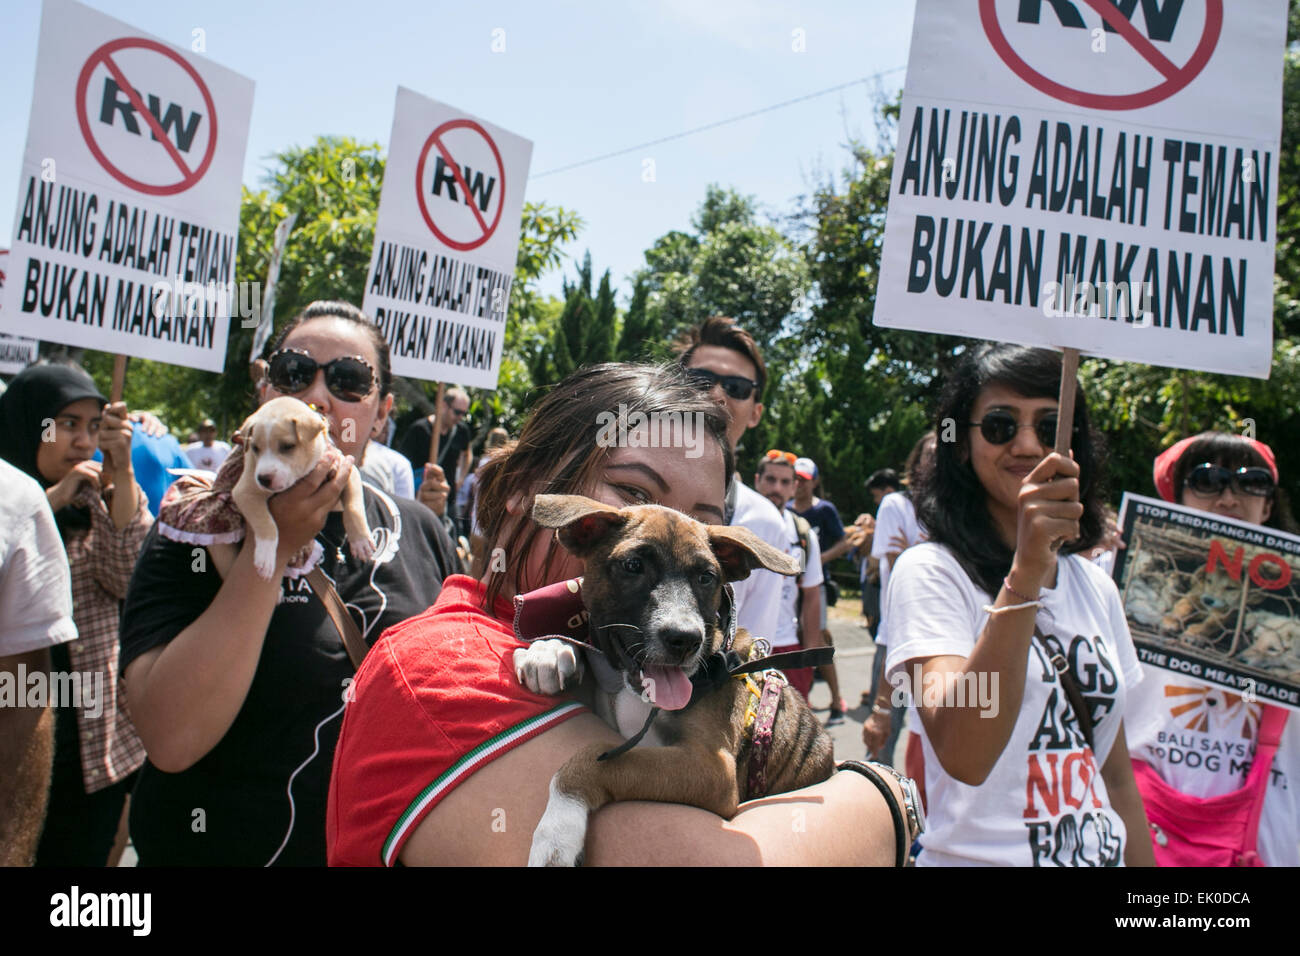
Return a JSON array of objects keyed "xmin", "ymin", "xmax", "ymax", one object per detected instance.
[{"xmin": 0, "ymin": 364, "xmax": 151, "ymax": 866}]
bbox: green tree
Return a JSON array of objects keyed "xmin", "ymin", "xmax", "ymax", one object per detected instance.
[
  {"xmin": 635, "ymin": 184, "xmax": 810, "ymax": 348},
  {"xmin": 531, "ymin": 251, "xmax": 618, "ymax": 387}
]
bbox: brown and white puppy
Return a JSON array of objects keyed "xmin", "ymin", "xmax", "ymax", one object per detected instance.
[
  {"xmin": 233, "ymin": 396, "xmax": 374, "ymax": 579},
  {"xmin": 516, "ymin": 494, "xmax": 834, "ymax": 867}
]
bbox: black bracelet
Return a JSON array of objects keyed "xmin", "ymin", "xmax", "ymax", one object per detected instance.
[{"xmin": 837, "ymin": 759, "xmax": 906, "ymax": 868}]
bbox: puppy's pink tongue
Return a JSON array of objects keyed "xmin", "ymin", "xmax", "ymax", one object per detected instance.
[{"xmin": 641, "ymin": 665, "xmax": 693, "ymax": 711}]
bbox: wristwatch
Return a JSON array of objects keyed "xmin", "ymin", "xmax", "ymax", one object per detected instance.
[{"xmin": 861, "ymin": 760, "xmax": 926, "ymax": 842}]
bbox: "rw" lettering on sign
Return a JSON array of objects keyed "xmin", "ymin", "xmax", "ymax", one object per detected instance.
[{"xmin": 100, "ymin": 78, "xmax": 203, "ymax": 152}]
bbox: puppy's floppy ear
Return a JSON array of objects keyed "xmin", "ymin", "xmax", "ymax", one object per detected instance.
[
  {"xmin": 707, "ymin": 525, "xmax": 800, "ymax": 583},
  {"xmin": 532, "ymin": 494, "xmax": 627, "ymax": 557},
  {"xmin": 291, "ymin": 412, "xmax": 326, "ymax": 444}
]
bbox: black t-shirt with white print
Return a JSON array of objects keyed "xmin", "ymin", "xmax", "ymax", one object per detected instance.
[{"xmin": 119, "ymin": 485, "xmax": 457, "ymax": 866}]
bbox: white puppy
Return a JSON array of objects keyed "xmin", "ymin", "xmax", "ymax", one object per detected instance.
[{"xmin": 233, "ymin": 396, "xmax": 375, "ymax": 578}]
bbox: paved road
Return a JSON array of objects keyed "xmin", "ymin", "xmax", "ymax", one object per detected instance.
[{"xmin": 806, "ymin": 600, "xmax": 909, "ymax": 767}]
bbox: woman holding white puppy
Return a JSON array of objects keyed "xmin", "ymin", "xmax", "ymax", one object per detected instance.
[{"xmin": 119, "ymin": 301, "xmax": 459, "ymax": 866}]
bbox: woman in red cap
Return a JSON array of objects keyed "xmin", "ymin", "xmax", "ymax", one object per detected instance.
[{"xmin": 1127, "ymin": 431, "xmax": 1299, "ymax": 866}]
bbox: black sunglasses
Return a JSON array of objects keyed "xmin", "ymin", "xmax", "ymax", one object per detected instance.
[
  {"xmin": 267, "ymin": 348, "xmax": 376, "ymax": 403},
  {"xmin": 1185, "ymin": 463, "xmax": 1275, "ymax": 498},
  {"xmin": 684, "ymin": 367, "xmax": 760, "ymax": 401},
  {"xmin": 969, "ymin": 409, "xmax": 1073, "ymax": 448}
]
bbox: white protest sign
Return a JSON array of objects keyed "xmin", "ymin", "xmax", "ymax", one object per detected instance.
[
  {"xmin": 363, "ymin": 87, "xmax": 532, "ymax": 389},
  {"xmin": 875, "ymin": 0, "xmax": 1287, "ymax": 379},
  {"xmin": 0, "ymin": 249, "xmax": 40, "ymax": 374},
  {"xmin": 0, "ymin": 0, "xmax": 254, "ymax": 372}
]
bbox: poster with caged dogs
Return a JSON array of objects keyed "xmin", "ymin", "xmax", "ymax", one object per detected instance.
[{"xmin": 1114, "ymin": 494, "xmax": 1300, "ymax": 713}]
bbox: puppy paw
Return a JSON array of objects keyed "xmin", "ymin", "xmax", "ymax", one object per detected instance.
[
  {"xmin": 528, "ymin": 779, "xmax": 590, "ymax": 867},
  {"xmin": 253, "ymin": 537, "xmax": 279, "ymax": 580},
  {"xmin": 513, "ymin": 639, "xmax": 584, "ymax": 696},
  {"xmin": 349, "ymin": 533, "xmax": 376, "ymax": 563}
]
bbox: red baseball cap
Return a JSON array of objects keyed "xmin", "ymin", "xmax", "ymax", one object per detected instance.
[{"xmin": 1152, "ymin": 433, "xmax": 1279, "ymax": 503}]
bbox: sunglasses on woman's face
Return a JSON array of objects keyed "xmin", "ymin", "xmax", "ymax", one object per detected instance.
[
  {"xmin": 267, "ymin": 348, "xmax": 376, "ymax": 403},
  {"xmin": 684, "ymin": 367, "xmax": 760, "ymax": 401},
  {"xmin": 1184, "ymin": 463, "xmax": 1276, "ymax": 498},
  {"xmin": 969, "ymin": 409, "xmax": 1071, "ymax": 448}
]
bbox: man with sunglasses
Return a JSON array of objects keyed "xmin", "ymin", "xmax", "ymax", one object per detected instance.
[
  {"xmin": 677, "ymin": 316, "xmax": 787, "ymax": 647},
  {"xmin": 396, "ymin": 388, "xmax": 473, "ymax": 522}
]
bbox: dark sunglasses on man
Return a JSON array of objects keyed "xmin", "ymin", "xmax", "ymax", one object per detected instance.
[
  {"xmin": 267, "ymin": 348, "xmax": 376, "ymax": 403},
  {"xmin": 684, "ymin": 367, "xmax": 760, "ymax": 401},
  {"xmin": 1184, "ymin": 463, "xmax": 1276, "ymax": 498},
  {"xmin": 444, "ymin": 396, "xmax": 468, "ymax": 420},
  {"xmin": 969, "ymin": 409, "xmax": 1075, "ymax": 448}
]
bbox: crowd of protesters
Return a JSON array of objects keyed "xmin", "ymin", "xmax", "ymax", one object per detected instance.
[{"xmin": 0, "ymin": 301, "xmax": 1296, "ymax": 868}]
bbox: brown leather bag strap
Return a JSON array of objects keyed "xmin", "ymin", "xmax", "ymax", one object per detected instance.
[
  {"xmin": 1039, "ymin": 638, "xmax": 1096, "ymax": 752},
  {"xmin": 306, "ymin": 567, "xmax": 367, "ymax": 671}
]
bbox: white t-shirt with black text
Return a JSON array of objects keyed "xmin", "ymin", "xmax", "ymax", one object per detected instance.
[
  {"xmin": 1126, "ymin": 668, "xmax": 1299, "ymax": 866},
  {"xmin": 885, "ymin": 543, "xmax": 1143, "ymax": 867}
]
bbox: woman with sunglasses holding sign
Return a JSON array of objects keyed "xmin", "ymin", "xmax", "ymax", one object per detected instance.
[
  {"xmin": 119, "ymin": 301, "xmax": 460, "ymax": 866},
  {"xmin": 1125, "ymin": 433, "xmax": 1300, "ymax": 867},
  {"xmin": 883, "ymin": 343, "xmax": 1154, "ymax": 866}
]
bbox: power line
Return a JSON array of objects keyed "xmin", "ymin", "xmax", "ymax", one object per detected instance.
[{"xmin": 529, "ymin": 66, "xmax": 907, "ymax": 180}]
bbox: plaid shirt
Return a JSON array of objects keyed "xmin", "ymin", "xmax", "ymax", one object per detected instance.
[{"xmin": 63, "ymin": 482, "xmax": 151, "ymax": 793}]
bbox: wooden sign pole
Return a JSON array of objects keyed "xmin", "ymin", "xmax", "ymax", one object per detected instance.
[
  {"xmin": 109, "ymin": 353, "xmax": 128, "ymax": 404},
  {"xmin": 1054, "ymin": 347, "xmax": 1080, "ymax": 455},
  {"xmin": 428, "ymin": 382, "xmax": 446, "ymax": 471},
  {"xmin": 1050, "ymin": 346, "xmax": 1081, "ymax": 553}
]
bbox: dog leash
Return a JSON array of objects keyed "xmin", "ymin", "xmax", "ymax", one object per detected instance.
[{"xmin": 307, "ymin": 567, "xmax": 368, "ymax": 670}]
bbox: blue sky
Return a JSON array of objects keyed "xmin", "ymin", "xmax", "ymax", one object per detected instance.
[{"xmin": 1, "ymin": 0, "xmax": 917, "ymax": 302}]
